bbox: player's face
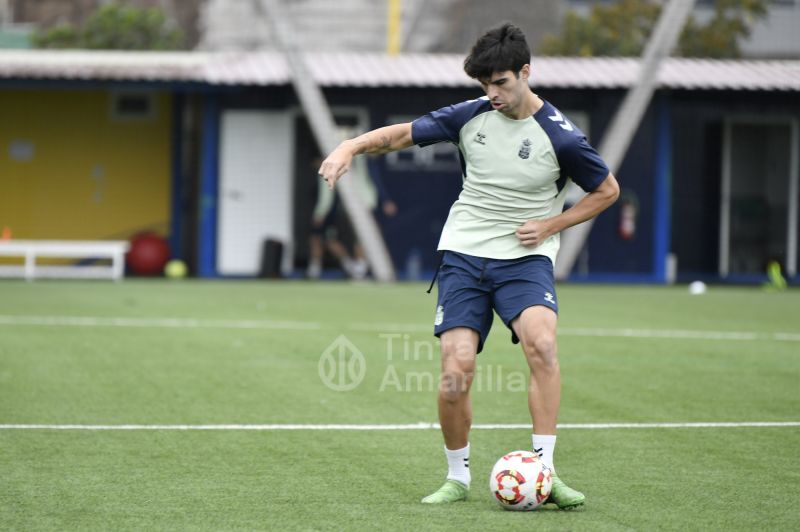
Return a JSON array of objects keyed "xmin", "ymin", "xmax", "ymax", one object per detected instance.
[{"xmin": 479, "ymin": 66, "xmax": 530, "ymax": 119}]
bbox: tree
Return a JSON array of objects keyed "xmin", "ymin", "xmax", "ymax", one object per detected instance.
[
  {"xmin": 679, "ymin": 0, "xmax": 767, "ymax": 58},
  {"xmin": 541, "ymin": 0, "xmax": 767, "ymax": 59},
  {"xmin": 33, "ymin": 2, "xmax": 185, "ymax": 50}
]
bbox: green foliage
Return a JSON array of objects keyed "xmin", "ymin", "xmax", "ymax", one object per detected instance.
[
  {"xmin": 541, "ymin": 0, "xmax": 768, "ymax": 58},
  {"xmin": 543, "ymin": 0, "xmax": 661, "ymax": 57},
  {"xmin": 679, "ymin": 0, "xmax": 768, "ymax": 58},
  {"xmin": 33, "ymin": 2, "xmax": 184, "ymax": 50},
  {"xmin": 30, "ymin": 25, "xmax": 81, "ymax": 49}
]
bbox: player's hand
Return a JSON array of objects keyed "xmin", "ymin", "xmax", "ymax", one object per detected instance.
[
  {"xmin": 318, "ymin": 143, "xmax": 354, "ymax": 190},
  {"xmin": 516, "ymin": 219, "xmax": 552, "ymax": 247}
]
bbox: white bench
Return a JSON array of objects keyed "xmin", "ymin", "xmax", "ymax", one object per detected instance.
[{"xmin": 0, "ymin": 240, "xmax": 130, "ymax": 281}]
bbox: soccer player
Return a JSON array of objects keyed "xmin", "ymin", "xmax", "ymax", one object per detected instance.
[{"xmin": 318, "ymin": 23, "xmax": 619, "ymax": 509}]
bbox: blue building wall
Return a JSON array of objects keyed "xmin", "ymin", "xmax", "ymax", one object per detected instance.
[{"xmin": 195, "ymin": 84, "xmax": 798, "ymax": 283}]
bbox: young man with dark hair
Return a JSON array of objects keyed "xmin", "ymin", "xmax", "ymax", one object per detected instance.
[{"xmin": 318, "ymin": 22, "xmax": 619, "ymax": 509}]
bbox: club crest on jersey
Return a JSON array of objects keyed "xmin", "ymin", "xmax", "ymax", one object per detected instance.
[
  {"xmin": 475, "ymin": 132, "xmax": 486, "ymax": 145},
  {"xmin": 518, "ymin": 138, "xmax": 532, "ymax": 159}
]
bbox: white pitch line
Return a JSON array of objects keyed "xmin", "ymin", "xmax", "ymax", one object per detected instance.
[
  {"xmin": 351, "ymin": 322, "xmax": 800, "ymax": 342},
  {"xmin": 0, "ymin": 315, "xmax": 320, "ymax": 331},
  {"xmin": 349, "ymin": 322, "xmax": 430, "ymax": 333},
  {"xmin": 1, "ymin": 422, "xmax": 798, "ymax": 431},
  {"xmin": 559, "ymin": 327, "xmax": 765, "ymax": 341},
  {"xmin": 0, "ymin": 315, "xmax": 797, "ymax": 342}
]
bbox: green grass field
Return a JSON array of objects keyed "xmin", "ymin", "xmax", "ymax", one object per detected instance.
[{"xmin": 1, "ymin": 280, "xmax": 799, "ymax": 530}]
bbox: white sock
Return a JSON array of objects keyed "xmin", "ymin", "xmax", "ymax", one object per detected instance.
[
  {"xmin": 445, "ymin": 443, "xmax": 471, "ymax": 487},
  {"xmin": 340, "ymin": 257, "xmax": 355, "ymax": 274},
  {"xmin": 532, "ymin": 434, "xmax": 557, "ymax": 472}
]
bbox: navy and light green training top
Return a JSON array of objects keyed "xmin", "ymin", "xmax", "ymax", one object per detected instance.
[{"xmin": 411, "ymin": 97, "xmax": 609, "ymax": 264}]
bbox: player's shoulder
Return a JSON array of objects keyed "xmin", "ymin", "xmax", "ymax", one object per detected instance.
[
  {"xmin": 533, "ymin": 100, "xmax": 587, "ymax": 150},
  {"xmin": 453, "ymin": 96, "xmax": 493, "ymax": 113},
  {"xmin": 413, "ymin": 97, "xmax": 492, "ymax": 145},
  {"xmin": 432, "ymin": 96, "xmax": 492, "ymax": 125}
]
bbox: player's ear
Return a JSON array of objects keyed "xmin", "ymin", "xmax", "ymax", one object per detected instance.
[{"xmin": 519, "ymin": 64, "xmax": 530, "ymax": 81}]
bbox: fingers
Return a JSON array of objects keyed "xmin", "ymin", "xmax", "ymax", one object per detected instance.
[
  {"xmin": 317, "ymin": 160, "xmax": 347, "ymax": 190},
  {"xmin": 516, "ymin": 222, "xmax": 541, "ymax": 247},
  {"xmin": 317, "ymin": 168, "xmax": 336, "ymax": 190}
]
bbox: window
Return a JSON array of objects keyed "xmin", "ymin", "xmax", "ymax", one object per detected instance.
[{"xmin": 109, "ymin": 91, "xmax": 156, "ymax": 121}]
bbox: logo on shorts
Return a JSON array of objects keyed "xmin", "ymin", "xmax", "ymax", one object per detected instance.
[
  {"xmin": 544, "ymin": 292, "xmax": 555, "ymax": 304},
  {"xmin": 434, "ymin": 305, "xmax": 444, "ymax": 326}
]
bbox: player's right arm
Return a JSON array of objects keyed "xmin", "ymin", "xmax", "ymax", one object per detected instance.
[{"xmin": 318, "ymin": 123, "xmax": 413, "ymax": 190}]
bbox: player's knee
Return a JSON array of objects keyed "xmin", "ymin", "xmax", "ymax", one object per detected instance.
[
  {"xmin": 439, "ymin": 370, "xmax": 472, "ymax": 402},
  {"xmin": 440, "ymin": 334, "xmax": 476, "ymax": 362},
  {"xmin": 522, "ymin": 332, "xmax": 557, "ymax": 369},
  {"xmin": 440, "ymin": 338, "xmax": 476, "ymax": 399}
]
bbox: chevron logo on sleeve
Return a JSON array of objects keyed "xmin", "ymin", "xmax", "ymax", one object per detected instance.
[{"xmin": 547, "ymin": 110, "xmax": 574, "ymax": 131}]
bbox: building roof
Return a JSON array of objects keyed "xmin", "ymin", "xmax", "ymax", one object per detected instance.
[{"xmin": 1, "ymin": 49, "xmax": 799, "ymax": 91}]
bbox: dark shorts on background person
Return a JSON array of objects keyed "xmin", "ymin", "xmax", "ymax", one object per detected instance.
[
  {"xmin": 310, "ymin": 197, "xmax": 357, "ymax": 244},
  {"xmin": 433, "ymin": 250, "xmax": 558, "ymax": 353}
]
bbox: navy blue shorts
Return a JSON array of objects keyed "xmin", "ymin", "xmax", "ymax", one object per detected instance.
[
  {"xmin": 310, "ymin": 198, "xmax": 357, "ymax": 243},
  {"xmin": 433, "ymin": 251, "xmax": 558, "ymax": 354}
]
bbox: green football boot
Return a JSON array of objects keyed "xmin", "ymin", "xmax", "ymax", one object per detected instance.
[
  {"xmin": 547, "ymin": 473, "xmax": 585, "ymax": 510},
  {"xmin": 421, "ymin": 479, "xmax": 469, "ymax": 504}
]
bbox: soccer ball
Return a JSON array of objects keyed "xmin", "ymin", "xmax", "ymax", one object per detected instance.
[{"xmin": 489, "ymin": 450, "xmax": 553, "ymax": 511}]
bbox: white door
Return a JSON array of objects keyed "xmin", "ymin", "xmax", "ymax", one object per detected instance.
[{"xmin": 218, "ymin": 110, "xmax": 293, "ymax": 276}]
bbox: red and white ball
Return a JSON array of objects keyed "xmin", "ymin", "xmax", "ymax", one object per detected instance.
[{"xmin": 489, "ymin": 450, "xmax": 553, "ymax": 511}]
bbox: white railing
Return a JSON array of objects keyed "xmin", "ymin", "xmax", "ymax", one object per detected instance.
[{"xmin": 0, "ymin": 240, "xmax": 130, "ymax": 281}]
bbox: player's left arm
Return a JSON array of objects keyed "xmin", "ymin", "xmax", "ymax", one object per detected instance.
[{"xmin": 516, "ymin": 173, "xmax": 620, "ymax": 248}]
